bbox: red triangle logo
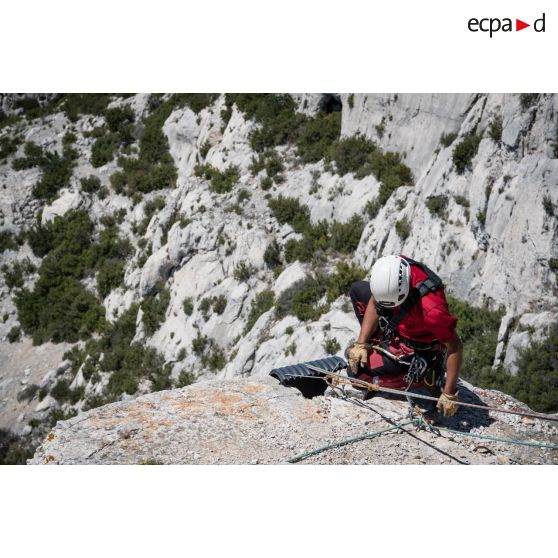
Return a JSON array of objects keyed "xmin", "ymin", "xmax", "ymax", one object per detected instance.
[{"xmin": 516, "ymin": 19, "xmax": 530, "ymax": 31}]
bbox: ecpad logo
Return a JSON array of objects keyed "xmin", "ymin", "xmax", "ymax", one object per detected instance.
[{"xmin": 468, "ymin": 13, "xmax": 546, "ymax": 37}]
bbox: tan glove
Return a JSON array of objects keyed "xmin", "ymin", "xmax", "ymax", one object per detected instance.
[
  {"xmin": 436, "ymin": 391, "xmax": 459, "ymax": 417},
  {"xmin": 346, "ymin": 342, "xmax": 369, "ymax": 374}
]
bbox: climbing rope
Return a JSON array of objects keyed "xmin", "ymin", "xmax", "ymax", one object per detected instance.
[
  {"xmin": 286, "ymin": 390, "xmax": 558, "ymax": 463},
  {"xmin": 287, "ymin": 420, "xmax": 414, "ymax": 464},
  {"xmin": 412, "ymin": 413, "xmax": 558, "ymax": 450},
  {"xmin": 306, "ymin": 365, "xmax": 558, "ymax": 424}
]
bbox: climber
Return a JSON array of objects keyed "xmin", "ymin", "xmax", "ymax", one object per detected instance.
[{"xmin": 346, "ymin": 255, "xmax": 463, "ymax": 417}]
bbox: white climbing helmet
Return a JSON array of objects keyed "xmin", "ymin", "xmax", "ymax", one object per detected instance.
[{"xmin": 369, "ymin": 255, "xmax": 411, "ymax": 307}]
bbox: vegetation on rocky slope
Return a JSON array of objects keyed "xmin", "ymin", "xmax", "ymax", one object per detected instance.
[{"xmin": 1, "ymin": 93, "xmax": 557, "ymax": 462}]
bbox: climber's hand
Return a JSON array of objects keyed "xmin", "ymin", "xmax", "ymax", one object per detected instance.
[
  {"xmin": 346, "ymin": 343, "xmax": 369, "ymax": 374},
  {"xmin": 436, "ymin": 391, "xmax": 459, "ymax": 418}
]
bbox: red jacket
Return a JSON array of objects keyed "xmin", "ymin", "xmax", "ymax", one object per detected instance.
[{"xmin": 394, "ymin": 263, "xmax": 457, "ymax": 344}]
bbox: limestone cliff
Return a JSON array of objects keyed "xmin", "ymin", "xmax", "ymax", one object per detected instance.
[{"xmin": 1, "ymin": 93, "xmax": 556, "ymax": 457}]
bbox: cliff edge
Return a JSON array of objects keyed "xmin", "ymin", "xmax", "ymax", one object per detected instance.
[{"xmin": 30, "ymin": 377, "xmax": 558, "ymax": 465}]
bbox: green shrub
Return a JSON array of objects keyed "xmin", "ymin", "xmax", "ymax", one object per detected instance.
[
  {"xmin": 104, "ymin": 106, "xmax": 135, "ymax": 143},
  {"xmin": 199, "ymin": 140, "xmax": 211, "ymax": 160},
  {"xmin": 325, "ymin": 261, "xmax": 367, "ymax": 303},
  {"xmin": 364, "ymin": 198, "xmax": 380, "ymax": 219},
  {"xmin": 16, "ymin": 277, "xmax": 105, "ymax": 345},
  {"xmin": 260, "ymin": 176, "xmax": 273, "ymax": 190},
  {"xmin": 269, "ymin": 197, "xmax": 364, "ymax": 264},
  {"xmin": 194, "ymin": 164, "xmax": 240, "ymax": 193},
  {"xmin": 61, "ymin": 94, "xmax": 113, "ymax": 121},
  {"xmin": 276, "ymin": 275, "xmax": 328, "ymax": 322},
  {"xmin": 7, "ymin": 326, "xmax": 21, "ymax": 343},
  {"xmin": 183, "ymin": 297, "xmax": 194, "ymax": 315},
  {"xmin": 542, "ymin": 195, "xmax": 554, "ymax": 217},
  {"xmin": 109, "ymin": 95, "xmax": 206, "ymax": 196},
  {"xmin": 228, "ymin": 94, "xmax": 341, "ymax": 162},
  {"xmin": 2, "ymin": 258, "xmax": 36, "ymax": 289},
  {"xmin": 425, "ymin": 195, "xmax": 448, "ymax": 218},
  {"xmin": 213, "ymin": 295, "xmax": 227, "ymax": 315},
  {"xmin": 295, "ymin": 112, "xmax": 341, "ymax": 163},
  {"xmin": 453, "ymin": 194, "xmax": 469, "ymax": 207},
  {"xmin": 328, "ymin": 135, "xmax": 376, "ymax": 176},
  {"xmin": 347, "ymin": 94, "xmax": 354, "ymax": 109},
  {"xmin": 445, "ymin": 298, "xmax": 558, "ymax": 413},
  {"xmin": 14, "ymin": 96, "xmax": 41, "ymax": 113},
  {"xmin": 452, "ymin": 133, "xmax": 481, "ymax": 175},
  {"xmin": 91, "ymin": 132, "xmax": 119, "ymax": 167},
  {"xmin": 250, "ymin": 149, "xmax": 285, "ymax": 181},
  {"xmin": 15, "ymin": 210, "xmax": 133, "ymax": 345},
  {"xmin": 17, "ymin": 383, "xmax": 39, "ymax": 402},
  {"xmin": 203, "ymin": 347, "xmax": 226, "ymax": 372},
  {"xmin": 510, "ymin": 323, "xmax": 558, "ymax": 412},
  {"xmin": 237, "ymin": 189, "xmax": 251, "ymax": 204},
  {"xmin": 440, "ymin": 132, "xmax": 458, "ymax": 147},
  {"xmin": 0, "ymin": 231, "xmax": 18, "ymax": 253},
  {"xmin": 15, "ymin": 211, "xmax": 109, "ymax": 344},
  {"xmin": 488, "ymin": 115, "xmax": 503, "ymax": 143},
  {"xmin": 447, "ymin": 296, "xmax": 503, "ymax": 384},
  {"xmin": 106, "ymin": 339, "xmax": 171, "ymax": 395},
  {"xmin": 192, "ymin": 333, "xmax": 209, "ymax": 355},
  {"xmin": 63, "ymin": 131, "xmax": 77, "ymax": 147},
  {"xmin": 329, "ymin": 215, "xmax": 364, "ymax": 253},
  {"xmin": 0, "ymin": 135, "xmax": 21, "ymax": 161},
  {"xmin": 268, "ymin": 196, "xmax": 311, "ymax": 233},
  {"xmin": 323, "ymin": 336, "xmax": 341, "ymax": 354},
  {"xmin": 244, "ymin": 289, "xmax": 275, "ymax": 333},
  {"xmin": 50, "ymin": 378, "xmax": 72, "ymax": 403},
  {"xmin": 12, "ymin": 141, "xmax": 44, "ymax": 169},
  {"xmin": 60, "ymin": 303, "xmax": 172, "ymax": 400},
  {"xmin": 199, "ymin": 297, "xmax": 212, "ymax": 318},
  {"xmin": 395, "ymin": 218, "xmax": 411, "ymax": 240},
  {"xmin": 177, "ymin": 370, "xmax": 195, "ymax": 388},
  {"xmin": 80, "ymin": 175, "xmax": 101, "ymax": 194},
  {"xmin": 109, "ymin": 170, "xmax": 127, "ymax": 193},
  {"xmin": 97, "ymin": 259, "xmax": 125, "ymax": 297},
  {"xmin": 141, "ymin": 287, "xmax": 171, "ymax": 336},
  {"xmin": 226, "ymin": 94, "xmax": 302, "ymax": 152},
  {"xmin": 326, "ymin": 135, "xmax": 413, "ymax": 205},
  {"xmin": 36, "ymin": 147, "xmax": 78, "ymax": 201},
  {"xmin": 14, "ymin": 141, "xmax": 76, "ymax": 201},
  {"xmin": 234, "ymin": 261, "xmax": 255, "ymax": 282},
  {"xmin": 12, "ymin": 141, "xmax": 78, "ymax": 201},
  {"xmin": 519, "ymin": 94, "xmax": 538, "ymax": 110},
  {"xmin": 0, "ymin": 429, "xmax": 35, "ymax": 465},
  {"xmin": 285, "ymin": 342, "xmax": 297, "ymax": 356},
  {"xmin": 549, "ymin": 258, "xmax": 558, "ymax": 272},
  {"xmin": 263, "ymin": 239, "xmax": 282, "ymax": 269}
]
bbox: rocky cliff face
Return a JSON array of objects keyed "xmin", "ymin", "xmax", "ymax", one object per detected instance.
[{"xmin": 0, "ymin": 93, "xmax": 556, "ymax": 459}]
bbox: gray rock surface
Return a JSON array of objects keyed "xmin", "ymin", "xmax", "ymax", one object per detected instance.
[{"xmin": 30, "ymin": 376, "xmax": 558, "ymax": 465}]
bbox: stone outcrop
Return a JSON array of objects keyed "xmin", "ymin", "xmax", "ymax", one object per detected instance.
[{"xmin": 29, "ymin": 376, "xmax": 558, "ymax": 465}]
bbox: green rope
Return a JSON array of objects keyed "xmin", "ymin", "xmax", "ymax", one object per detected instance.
[
  {"xmin": 287, "ymin": 413, "xmax": 558, "ymax": 463},
  {"xmin": 287, "ymin": 419, "xmax": 413, "ymax": 464},
  {"xmin": 413, "ymin": 418, "xmax": 558, "ymax": 450}
]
